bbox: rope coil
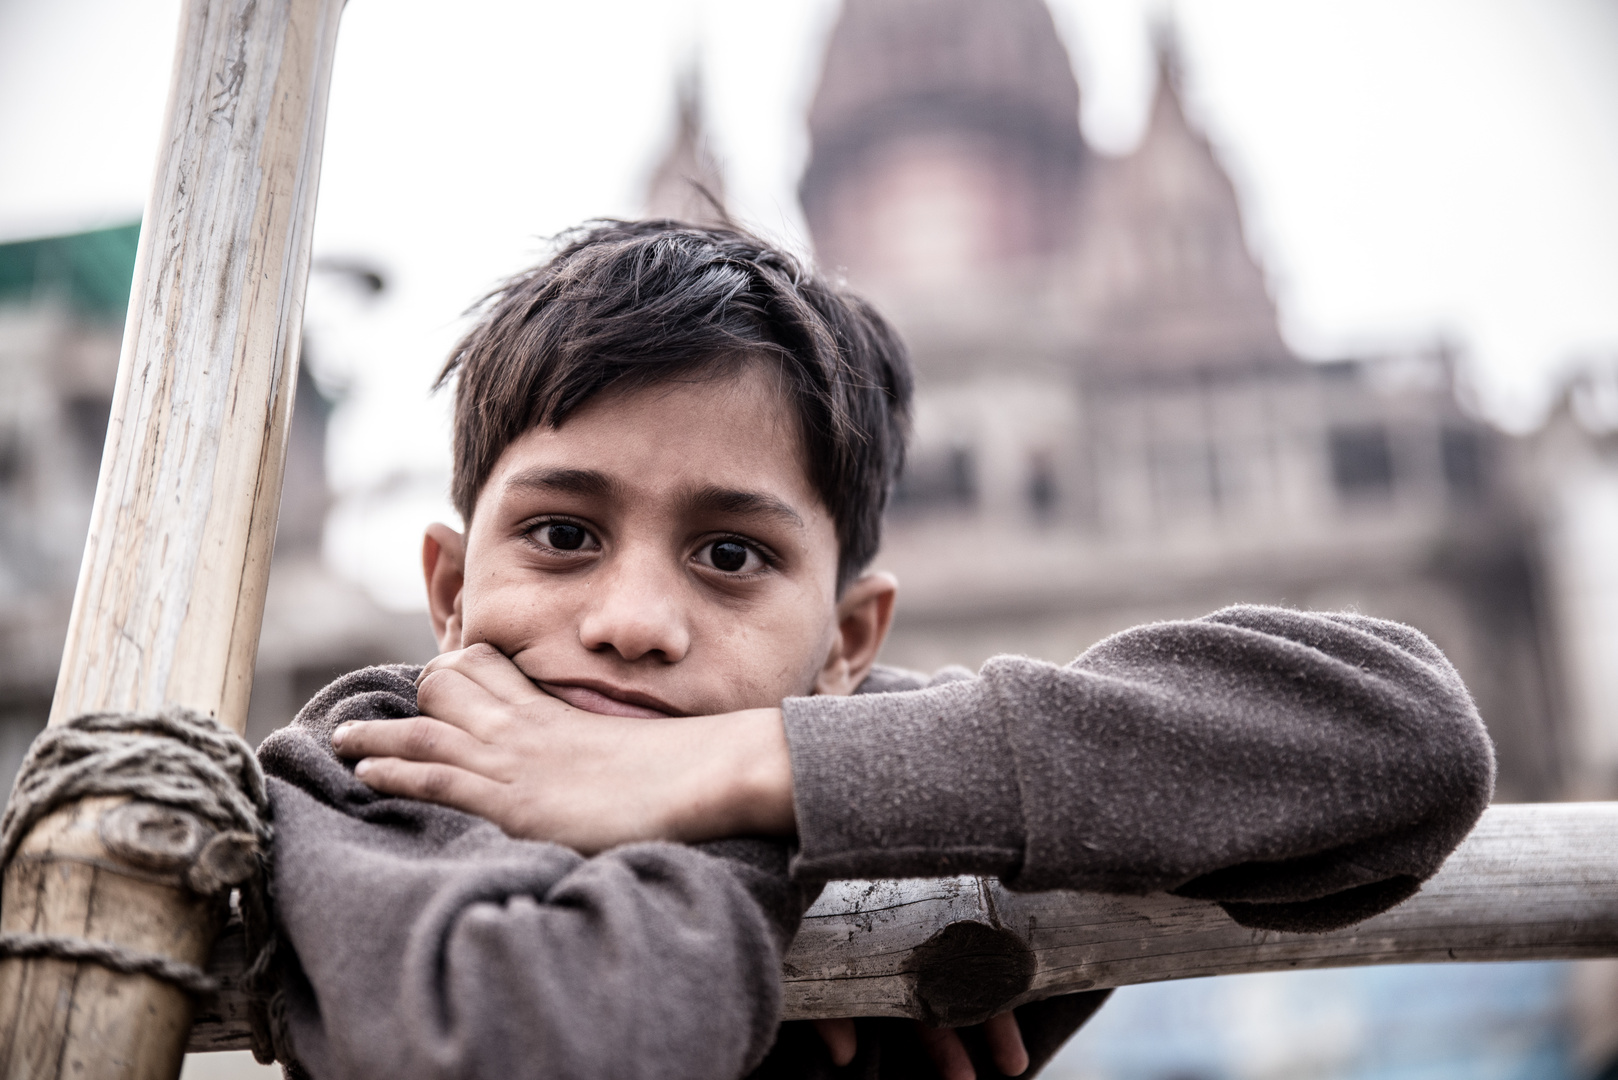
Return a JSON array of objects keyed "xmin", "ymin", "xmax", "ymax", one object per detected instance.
[
  {"xmin": 0, "ymin": 708, "xmax": 269, "ymax": 871},
  {"xmin": 0, "ymin": 707, "xmax": 286, "ymax": 1062}
]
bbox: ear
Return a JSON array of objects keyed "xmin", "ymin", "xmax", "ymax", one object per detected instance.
[
  {"xmin": 423, "ymin": 522, "xmax": 467, "ymax": 653},
  {"xmin": 814, "ymin": 571, "xmax": 898, "ymax": 696}
]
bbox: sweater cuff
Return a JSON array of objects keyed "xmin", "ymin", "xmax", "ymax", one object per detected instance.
[{"xmin": 781, "ymin": 678, "xmax": 1025, "ymax": 882}]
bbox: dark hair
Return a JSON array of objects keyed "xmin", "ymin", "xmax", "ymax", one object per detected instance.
[{"xmin": 435, "ymin": 220, "xmax": 913, "ymax": 590}]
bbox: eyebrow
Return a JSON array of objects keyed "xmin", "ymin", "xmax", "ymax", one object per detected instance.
[
  {"xmin": 503, "ymin": 467, "xmax": 621, "ymax": 500},
  {"xmin": 684, "ymin": 485, "xmax": 806, "ymax": 530}
]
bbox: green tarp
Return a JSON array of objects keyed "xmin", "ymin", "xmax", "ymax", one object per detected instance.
[{"xmin": 0, "ymin": 222, "xmax": 141, "ymax": 321}]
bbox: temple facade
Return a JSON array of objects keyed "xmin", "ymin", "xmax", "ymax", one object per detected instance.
[{"xmin": 794, "ymin": 0, "xmax": 1567, "ymax": 800}]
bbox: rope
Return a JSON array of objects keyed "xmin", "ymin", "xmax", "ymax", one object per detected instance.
[
  {"xmin": 0, "ymin": 707, "xmax": 288, "ymax": 1063},
  {"xmin": 0, "ymin": 708, "xmax": 268, "ymax": 873},
  {"xmin": 0, "ymin": 931, "xmax": 219, "ymax": 996}
]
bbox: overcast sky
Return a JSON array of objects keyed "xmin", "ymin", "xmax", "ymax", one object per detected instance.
[{"xmin": 2, "ymin": 0, "xmax": 1615, "ymax": 607}]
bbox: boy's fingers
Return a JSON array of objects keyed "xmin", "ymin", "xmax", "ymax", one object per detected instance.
[
  {"xmin": 415, "ymin": 666, "xmax": 516, "ymax": 739},
  {"xmin": 915, "ymin": 1024, "xmax": 975, "ymax": 1080},
  {"xmin": 421, "ymin": 644, "xmax": 546, "ymax": 706},
  {"xmin": 351, "ymin": 756, "xmax": 505, "ymax": 817},
  {"xmin": 812, "ymin": 1018, "xmax": 858, "ymax": 1067},
  {"xmin": 982, "ymin": 1012, "xmax": 1029, "ymax": 1076},
  {"xmin": 333, "ymin": 716, "xmax": 494, "ymax": 773}
]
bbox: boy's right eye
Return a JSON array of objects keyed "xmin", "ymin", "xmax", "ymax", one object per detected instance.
[{"xmin": 529, "ymin": 521, "xmax": 598, "ymax": 553}]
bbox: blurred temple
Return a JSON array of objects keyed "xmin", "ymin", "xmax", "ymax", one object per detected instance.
[
  {"xmin": 0, "ymin": 224, "xmax": 433, "ymax": 792},
  {"xmin": 781, "ymin": 0, "xmax": 1618, "ymax": 805},
  {"xmin": 645, "ymin": 65, "xmax": 729, "ymax": 228},
  {"xmin": 771, "ymin": 4, "xmax": 1618, "ymax": 1071}
]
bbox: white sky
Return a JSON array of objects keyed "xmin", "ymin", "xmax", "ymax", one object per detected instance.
[{"xmin": 2, "ymin": 0, "xmax": 1615, "ymax": 608}]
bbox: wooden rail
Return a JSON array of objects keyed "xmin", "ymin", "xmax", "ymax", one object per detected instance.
[
  {"xmin": 187, "ymin": 801, "xmax": 1618, "ymax": 1050},
  {"xmin": 0, "ymin": 1, "xmax": 344, "ymax": 1076}
]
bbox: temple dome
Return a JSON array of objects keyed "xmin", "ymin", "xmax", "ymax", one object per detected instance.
[
  {"xmin": 801, "ymin": 0, "xmax": 1088, "ymax": 303},
  {"xmin": 806, "ymin": 0, "xmax": 1082, "ymax": 154}
]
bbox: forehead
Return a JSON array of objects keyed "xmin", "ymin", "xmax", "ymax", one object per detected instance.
[{"xmin": 481, "ymin": 364, "xmax": 824, "ymax": 518}]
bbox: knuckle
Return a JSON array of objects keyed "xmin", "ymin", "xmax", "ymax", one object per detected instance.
[
  {"xmin": 415, "ymin": 668, "xmax": 444, "ymax": 704},
  {"xmin": 419, "ymin": 764, "xmax": 453, "ymax": 800},
  {"xmin": 461, "ymin": 642, "xmax": 503, "ymax": 668},
  {"xmin": 402, "ymin": 717, "xmax": 440, "ymax": 758}
]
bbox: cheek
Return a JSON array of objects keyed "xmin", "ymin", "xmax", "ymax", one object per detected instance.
[
  {"xmin": 458, "ymin": 563, "xmax": 576, "ymax": 652},
  {"xmin": 693, "ymin": 585, "xmax": 836, "ymax": 707}
]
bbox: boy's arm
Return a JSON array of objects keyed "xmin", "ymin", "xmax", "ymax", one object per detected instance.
[
  {"xmin": 258, "ymin": 667, "xmax": 808, "ymax": 1080},
  {"xmin": 336, "ymin": 605, "xmax": 1494, "ymax": 931},
  {"xmin": 784, "ymin": 605, "xmax": 1496, "ymax": 930}
]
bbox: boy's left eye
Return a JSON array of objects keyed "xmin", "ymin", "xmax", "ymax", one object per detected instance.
[
  {"xmin": 696, "ymin": 539, "xmax": 766, "ymax": 575},
  {"xmin": 528, "ymin": 521, "xmax": 600, "ymax": 553}
]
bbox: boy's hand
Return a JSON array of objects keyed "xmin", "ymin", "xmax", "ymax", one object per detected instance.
[
  {"xmin": 329, "ymin": 645, "xmax": 795, "ymax": 852},
  {"xmin": 812, "ymin": 1013, "xmax": 1028, "ymax": 1077},
  {"xmin": 338, "ymin": 648, "xmax": 1029, "ymax": 1077}
]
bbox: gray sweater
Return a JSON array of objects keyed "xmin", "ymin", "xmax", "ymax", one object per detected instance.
[{"xmin": 256, "ymin": 605, "xmax": 1494, "ymax": 1080}]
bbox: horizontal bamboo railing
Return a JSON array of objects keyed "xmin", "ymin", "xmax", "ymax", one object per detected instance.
[{"xmin": 187, "ymin": 800, "xmax": 1618, "ymax": 1050}]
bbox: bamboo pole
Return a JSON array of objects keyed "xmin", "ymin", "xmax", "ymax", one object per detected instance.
[
  {"xmin": 784, "ymin": 801, "xmax": 1618, "ymax": 1025},
  {"xmin": 176, "ymin": 801, "xmax": 1618, "ymax": 1047},
  {"xmin": 0, "ymin": 0, "xmax": 344, "ymax": 1075}
]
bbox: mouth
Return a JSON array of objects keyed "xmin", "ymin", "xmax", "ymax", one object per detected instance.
[{"xmin": 537, "ymin": 681, "xmax": 680, "ymax": 719}]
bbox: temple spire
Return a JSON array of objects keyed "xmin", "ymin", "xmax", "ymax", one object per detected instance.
[
  {"xmin": 645, "ymin": 63, "xmax": 728, "ymax": 227},
  {"xmin": 1066, "ymin": 19, "xmax": 1289, "ymax": 371}
]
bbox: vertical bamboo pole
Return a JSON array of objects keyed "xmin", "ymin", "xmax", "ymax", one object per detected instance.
[{"xmin": 0, "ymin": 0, "xmax": 344, "ymax": 1075}]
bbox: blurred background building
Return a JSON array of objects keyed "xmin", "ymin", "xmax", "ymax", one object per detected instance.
[
  {"xmin": 786, "ymin": 0, "xmax": 1608, "ymax": 805},
  {"xmin": 2, "ymin": 0, "xmax": 1618, "ymax": 1077},
  {"xmin": 0, "ymin": 228, "xmax": 434, "ymax": 788}
]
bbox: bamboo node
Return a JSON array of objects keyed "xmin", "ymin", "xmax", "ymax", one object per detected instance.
[{"xmin": 99, "ymin": 800, "xmax": 212, "ymax": 874}]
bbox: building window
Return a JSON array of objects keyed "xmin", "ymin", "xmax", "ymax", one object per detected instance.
[
  {"xmin": 63, "ymin": 395, "xmax": 112, "ymax": 470},
  {"xmin": 1328, "ymin": 425, "xmax": 1394, "ymax": 498},
  {"xmin": 0, "ymin": 428, "xmax": 24, "ymax": 489},
  {"xmin": 1150, "ymin": 441, "xmax": 1220, "ymax": 516},
  {"xmin": 1027, "ymin": 450, "xmax": 1057, "ymax": 519},
  {"xmin": 1441, "ymin": 427, "xmax": 1486, "ymax": 499},
  {"xmin": 892, "ymin": 445, "xmax": 977, "ymax": 514}
]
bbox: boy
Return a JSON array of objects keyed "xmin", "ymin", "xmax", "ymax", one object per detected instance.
[{"xmin": 257, "ymin": 221, "xmax": 1494, "ymax": 1080}]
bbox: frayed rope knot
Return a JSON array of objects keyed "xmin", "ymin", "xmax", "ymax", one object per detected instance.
[{"xmin": 0, "ymin": 707, "xmax": 288, "ymax": 1063}]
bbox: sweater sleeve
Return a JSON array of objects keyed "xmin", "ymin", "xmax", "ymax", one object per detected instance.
[
  {"xmin": 258, "ymin": 667, "xmax": 807, "ymax": 1080},
  {"xmin": 782, "ymin": 605, "xmax": 1496, "ymax": 931}
]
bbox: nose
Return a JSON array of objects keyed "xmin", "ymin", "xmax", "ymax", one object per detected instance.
[{"xmin": 576, "ymin": 548, "xmax": 691, "ymax": 664}]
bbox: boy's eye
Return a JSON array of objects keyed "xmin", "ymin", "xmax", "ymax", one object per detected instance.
[
  {"xmin": 531, "ymin": 522, "xmax": 596, "ymax": 552},
  {"xmin": 698, "ymin": 539, "xmax": 765, "ymax": 575},
  {"xmin": 712, "ymin": 541, "xmax": 748, "ymax": 571}
]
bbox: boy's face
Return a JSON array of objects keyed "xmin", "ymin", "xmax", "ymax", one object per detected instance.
[{"xmin": 423, "ymin": 363, "xmax": 895, "ymax": 718}]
